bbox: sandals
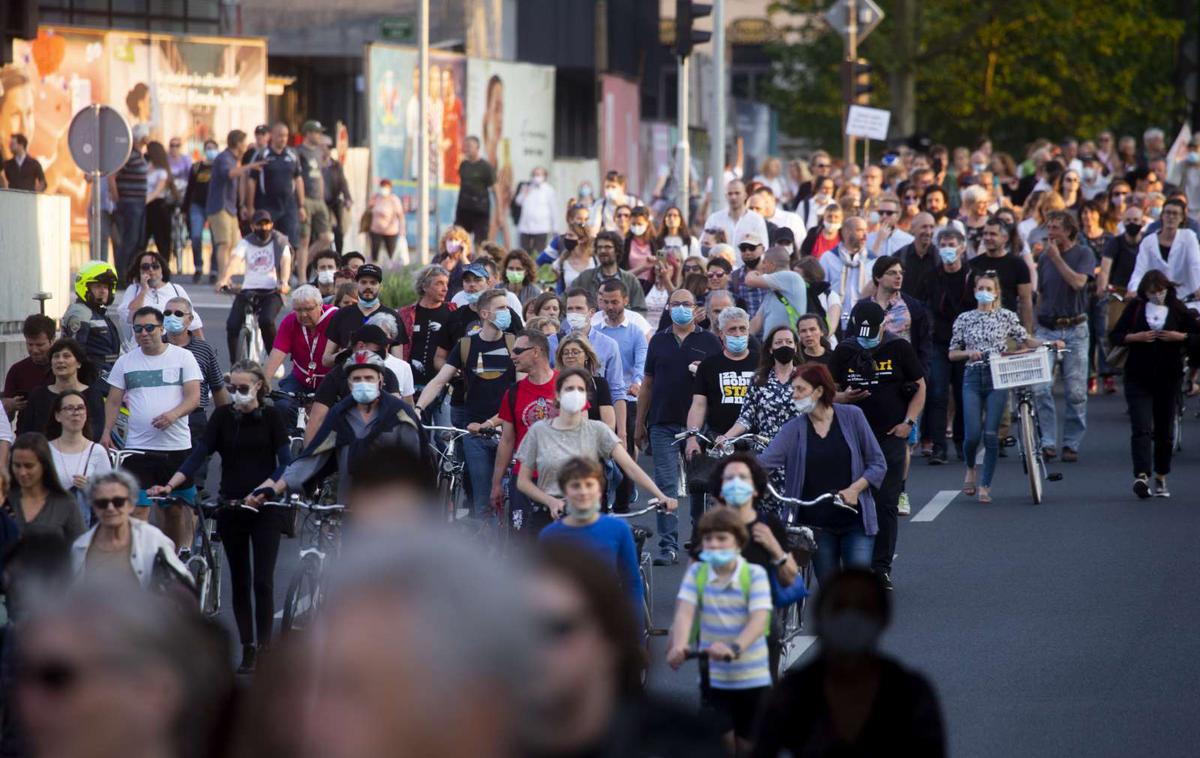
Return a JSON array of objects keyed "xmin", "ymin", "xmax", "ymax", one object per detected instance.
[
  {"xmin": 962, "ymin": 477, "xmax": 977, "ymax": 497},
  {"xmin": 977, "ymin": 487, "xmax": 992, "ymax": 504}
]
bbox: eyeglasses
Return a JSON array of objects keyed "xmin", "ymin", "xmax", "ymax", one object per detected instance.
[
  {"xmin": 615, "ymin": 212, "xmax": 631, "ymax": 219},
  {"xmin": 226, "ymin": 383, "xmax": 254, "ymax": 394},
  {"xmin": 140, "ymin": 261, "xmax": 161, "ymax": 271},
  {"xmin": 59, "ymin": 405, "xmax": 87, "ymax": 415},
  {"xmin": 92, "ymin": 496, "xmax": 129, "ymax": 511},
  {"xmin": 131, "ymin": 324, "xmax": 159, "ymax": 334},
  {"xmin": 511, "ymin": 346, "xmax": 534, "ymax": 356},
  {"xmin": 683, "ymin": 266, "xmax": 704, "ymax": 275},
  {"xmin": 706, "ymin": 270, "xmax": 727, "ymax": 279},
  {"xmin": 164, "ymin": 309, "xmax": 189, "ymax": 318},
  {"xmin": 667, "ymin": 301, "xmax": 694, "ymax": 308},
  {"xmin": 560, "ymin": 349, "xmax": 585, "ymax": 358},
  {"xmin": 878, "ymin": 209, "xmax": 900, "ymax": 216}
]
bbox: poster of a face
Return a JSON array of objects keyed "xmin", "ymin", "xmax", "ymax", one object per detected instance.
[{"xmin": 466, "ymin": 60, "xmax": 555, "ymax": 247}]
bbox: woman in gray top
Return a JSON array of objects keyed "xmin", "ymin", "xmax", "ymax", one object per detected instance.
[{"xmin": 8, "ymin": 432, "xmax": 85, "ymax": 541}]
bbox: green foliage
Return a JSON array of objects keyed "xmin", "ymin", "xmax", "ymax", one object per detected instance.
[
  {"xmin": 379, "ymin": 266, "xmax": 419, "ymax": 310},
  {"xmin": 766, "ymin": 0, "xmax": 1186, "ymax": 153}
]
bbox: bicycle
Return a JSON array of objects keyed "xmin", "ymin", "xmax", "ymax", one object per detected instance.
[
  {"xmin": 425, "ymin": 425, "xmax": 500, "ymax": 524},
  {"xmin": 278, "ymin": 496, "xmax": 348, "ymax": 636},
  {"xmin": 269, "ymin": 388, "xmax": 318, "ymax": 458},
  {"xmin": 147, "ymin": 493, "xmax": 222, "ymax": 618},
  {"xmin": 682, "ymin": 648, "xmax": 731, "ymax": 710},
  {"xmin": 986, "ymin": 347, "xmax": 1067, "ymax": 504},
  {"xmin": 221, "ymin": 285, "xmax": 273, "ymax": 365},
  {"xmin": 107, "ymin": 447, "xmax": 144, "ymax": 469},
  {"xmin": 607, "ymin": 500, "xmax": 669, "ymax": 654},
  {"xmin": 672, "ymin": 430, "xmax": 771, "ymax": 510}
]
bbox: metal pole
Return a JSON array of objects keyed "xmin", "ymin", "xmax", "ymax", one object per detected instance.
[
  {"xmin": 677, "ymin": 55, "xmax": 690, "ymax": 226},
  {"xmin": 842, "ymin": 0, "xmax": 858, "ymax": 167},
  {"xmin": 91, "ymin": 105, "xmax": 102, "ymax": 263},
  {"xmin": 417, "ymin": 0, "xmax": 430, "ymax": 264},
  {"xmin": 710, "ymin": 0, "xmax": 726, "ymax": 216}
]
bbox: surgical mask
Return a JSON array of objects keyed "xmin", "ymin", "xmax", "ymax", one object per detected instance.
[
  {"xmin": 868, "ymin": 211, "xmax": 881, "ymax": 226},
  {"xmin": 380, "ymin": 186, "xmax": 392, "ymax": 196},
  {"xmin": 605, "ymin": 187, "xmax": 620, "ymax": 202},
  {"xmin": 1148, "ymin": 291, "xmax": 1167, "ymax": 305},
  {"xmin": 559, "ymin": 388, "xmax": 587, "ymax": 414},
  {"xmin": 772, "ymin": 346, "xmax": 796, "ymax": 364},
  {"xmin": 445, "ymin": 240, "xmax": 463, "ymax": 254},
  {"xmin": 463, "ymin": 290, "xmax": 482, "ymax": 305},
  {"xmin": 163, "ymin": 315, "xmax": 186, "ymax": 335},
  {"xmin": 317, "ymin": 269, "xmax": 335, "ymax": 284},
  {"xmin": 793, "ymin": 395, "xmax": 816, "ymax": 415},
  {"xmin": 565, "ymin": 499, "xmax": 600, "ymax": 518},
  {"xmin": 1124, "ymin": 223, "xmax": 1142, "ymax": 238},
  {"xmin": 975, "ymin": 290, "xmax": 996, "ymax": 305},
  {"xmin": 631, "ymin": 223, "xmax": 648, "ymax": 236},
  {"xmin": 825, "ymin": 221, "xmax": 842, "ymax": 233},
  {"xmin": 1083, "ymin": 167, "xmax": 1097, "ymax": 182},
  {"xmin": 566, "ymin": 312, "xmax": 589, "ymax": 331},
  {"xmin": 578, "ymin": 184, "xmax": 594, "ymax": 199},
  {"xmin": 820, "ymin": 609, "xmax": 883, "ymax": 655},
  {"xmin": 938, "ymin": 247, "xmax": 958, "ymax": 264},
  {"xmin": 726, "ymin": 335, "xmax": 749, "ymax": 354},
  {"xmin": 720, "ymin": 477, "xmax": 755, "ymax": 506},
  {"xmin": 699, "ymin": 548, "xmax": 739, "ymax": 567},
  {"xmin": 701, "ymin": 244, "xmax": 713, "ymax": 256},
  {"xmin": 532, "ymin": 174, "xmax": 546, "ymax": 185},
  {"xmin": 358, "ymin": 296, "xmax": 379, "ymax": 310},
  {"xmin": 232, "ymin": 390, "xmax": 255, "ymax": 407},
  {"xmin": 350, "ymin": 382, "xmax": 380, "ymax": 404},
  {"xmin": 813, "ymin": 193, "xmax": 830, "ymax": 205},
  {"xmin": 857, "ymin": 334, "xmax": 881, "ymax": 349},
  {"xmin": 1149, "ymin": 207, "xmax": 1162, "ymax": 219},
  {"xmin": 670, "ymin": 305, "xmax": 694, "ymax": 325},
  {"xmin": 1187, "ymin": 152, "xmax": 1200, "ymax": 166},
  {"xmin": 204, "ymin": 148, "xmax": 219, "ymax": 162},
  {"xmin": 781, "ymin": 243, "xmax": 795, "ymax": 255},
  {"xmin": 972, "ymin": 162, "xmax": 988, "ymax": 173},
  {"xmin": 491, "ymin": 309, "xmax": 512, "ymax": 330},
  {"xmin": 506, "ymin": 269, "xmax": 524, "ymax": 284}
]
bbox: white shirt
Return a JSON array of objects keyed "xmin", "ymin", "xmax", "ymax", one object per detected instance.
[
  {"xmin": 384, "ymin": 354, "xmax": 416, "ymax": 397},
  {"xmin": 107, "ymin": 344, "xmax": 202, "ymax": 450},
  {"xmin": 517, "ymin": 182, "xmax": 560, "ymax": 235},
  {"xmin": 867, "ymin": 228, "xmax": 915, "ymax": 258},
  {"xmin": 1128, "ymin": 229, "xmax": 1200, "ymax": 298},
  {"xmin": 72, "ymin": 520, "xmax": 189, "ymax": 589},
  {"xmin": 767, "ymin": 208, "xmax": 806, "ymax": 244},
  {"xmin": 116, "ymin": 281, "xmax": 204, "ymax": 344},
  {"xmin": 230, "ymin": 235, "xmax": 287, "ymax": 291},
  {"xmin": 451, "ymin": 289, "xmax": 522, "ymax": 314},
  {"xmin": 591, "ymin": 309, "xmax": 653, "ymax": 341},
  {"xmin": 705, "ymin": 208, "xmax": 770, "ymax": 266},
  {"xmin": 51, "ymin": 441, "xmax": 112, "ymax": 493}
]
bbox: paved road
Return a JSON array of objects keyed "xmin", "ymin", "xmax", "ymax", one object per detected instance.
[{"xmin": 189, "ymin": 290, "xmax": 1200, "ymax": 757}]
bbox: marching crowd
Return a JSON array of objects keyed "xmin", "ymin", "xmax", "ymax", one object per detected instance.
[{"xmin": 0, "ymin": 120, "xmax": 1197, "ymax": 757}]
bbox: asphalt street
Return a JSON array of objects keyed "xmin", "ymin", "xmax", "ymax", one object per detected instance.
[{"xmin": 189, "ymin": 289, "xmax": 1200, "ymax": 758}]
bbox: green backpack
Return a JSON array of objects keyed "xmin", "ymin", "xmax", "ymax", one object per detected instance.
[{"xmin": 688, "ymin": 561, "xmax": 770, "ymax": 645}]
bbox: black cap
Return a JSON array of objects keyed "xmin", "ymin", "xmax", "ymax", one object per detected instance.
[
  {"xmin": 355, "ymin": 263, "xmax": 384, "ymax": 282},
  {"xmin": 351, "ymin": 324, "xmax": 389, "ymax": 348},
  {"xmin": 849, "ymin": 301, "xmax": 885, "ymax": 341},
  {"xmin": 251, "ymin": 209, "xmax": 273, "ymax": 224},
  {"xmin": 254, "ymin": 124, "xmax": 270, "ymax": 136},
  {"xmin": 770, "ymin": 225, "xmax": 796, "ymax": 245}
]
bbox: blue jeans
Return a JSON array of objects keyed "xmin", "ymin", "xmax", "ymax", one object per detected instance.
[
  {"xmin": 649, "ymin": 423, "xmax": 684, "ymax": 553},
  {"xmin": 1034, "ymin": 322, "xmax": 1089, "ymax": 451},
  {"xmin": 962, "ymin": 364, "xmax": 1008, "ymax": 487},
  {"xmin": 272, "ymin": 373, "xmax": 307, "ymax": 426},
  {"xmin": 813, "ymin": 527, "xmax": 874, "ymax": 586},
  {"xmin": 463, "ymin": 431, "xmax": 499, "ymax": 522},
  {"xmin": 188, "ymin": 204, "xmax": 208, "ymax": 273},
  {"xmin": 114, "ymin": 199, "xmax": 145, "ymax": 277},
  {"xmin": 925, "ymin": 343, "xmax": 964, "ymax": 456}
]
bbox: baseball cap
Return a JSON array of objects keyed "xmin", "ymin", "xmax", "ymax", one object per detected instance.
[
  {"xmin": 848, "ymin": 301, "xmax": 885, "ymax": 341},
  {"xmin": 463, "ymin": 263, "xmax": 490, "ymax": 280},
  {"xmin": 132, "ymin": 123, "xmax": 151, "ymax": 141},
  {"xmin": 736, "ymin": 231, "xmax": 764, "ymax": 249},
  {"xmin": 355, "ymin": 263, "xmax": 384, "ymax": 282},
  {"xmin": 770, "ymin": 226, "xmax": 796, "ymax": 246},
  {"xmin": 301, "ymin": 120, "xmax": 325, "ymax": 134},
  {"xmin": 251, "ymin": 209, "xmax": 273, "ymax": 224},
  {"xmin": 254, "ymin": 124, "xmax": 270, "ymax": 136}
]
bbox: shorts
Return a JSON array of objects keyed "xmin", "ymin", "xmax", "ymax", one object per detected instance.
[
  {"xmin": 207, "ymin": 210, "xmax": 240, "ymax": 248},
  {"xmin": 122, "ymin": 449, "xmax": 194, "ymax": 506},
  {"xmin": 299, "ymin": 197, "xmax": 332, "ymax": 242},
  {"xmin": 704, "ymin": 686, "xmax": 768, "ymax": 739}
]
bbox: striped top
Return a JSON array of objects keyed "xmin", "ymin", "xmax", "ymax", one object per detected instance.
[
  {"xmin": 677, "ymin": 557, "xmax": 772, "ymax": 689},
  {"xmin": 180, "ymin": 337, "xmax": 225, "ymax": 408},
  {"xmin": 115, "ymin": 151, "xmax": 148, "ymax": 202}
]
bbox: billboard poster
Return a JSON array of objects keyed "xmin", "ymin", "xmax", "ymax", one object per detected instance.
[
  {"xmin": 599, "ymin": 74, "xmax": 641, "ymax": 197},
  {"xmin": 1, "ymin": 27, "xmax": 266, "ymax": 239},
  {"xmin": 367, "ymin": 44, "xmax": 466, "ymax": 248},
  {"xmin": 465, "ymin": 59, "xmax": 555, "ymax": 247}
]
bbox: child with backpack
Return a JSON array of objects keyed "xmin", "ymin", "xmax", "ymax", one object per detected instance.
[{"xmin": 667, "ymin": 507, "xmax": 772, "ymax": 753}]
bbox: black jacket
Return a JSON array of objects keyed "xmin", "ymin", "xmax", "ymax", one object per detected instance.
[
  {"xmin": 1109, "ymin": 296, "xmax": 1200, "ymax": 386},
  {"xmin": 854, "ymin": 292, "xmax": 933, "ymax": 369}
]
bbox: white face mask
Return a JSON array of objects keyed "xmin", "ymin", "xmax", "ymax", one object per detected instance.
[
  {"xmin": 232, "ymin": 390, "xmax": 255, "ymax": 407},
  {"xmin": 317, "ymin": 269, "xmax": 335, "ymax": 284},
  {"xmin": 559, "ymin": 388, "xmax": 587, "ymax": 414},
  {"xmin": 566, "ymin": 312, "xmax": 589, "ymax": 331},
  {"xmin": 380, "ymin": 186, "xmax": 392, "ymax": 196},
  {"xmin": 794, "ymin": 395, "xmax": 816, "ymax": 415}
]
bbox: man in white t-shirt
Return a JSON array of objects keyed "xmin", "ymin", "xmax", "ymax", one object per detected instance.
[
  {"xmin": 101, "ymin": 305, "xmax": 202, "ymax": 550},
  {"xmin": 705, "ymin": 180, "xmax": 769, "ymax": 267},
  {"xmin": 217, "ymin": 208, "xmax": 292, "ymax": 362}
]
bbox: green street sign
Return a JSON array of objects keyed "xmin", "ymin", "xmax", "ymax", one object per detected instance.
[{"xmin": 379, "ymin": 16, "xmax": 415, "ymax": 44}]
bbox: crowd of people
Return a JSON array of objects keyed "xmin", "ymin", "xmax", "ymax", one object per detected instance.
[{"xmin": 0, "ymin": 119, "xmax": 1198, "ymax": 757}]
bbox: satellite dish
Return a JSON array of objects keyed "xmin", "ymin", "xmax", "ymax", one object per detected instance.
[{"xmin": 68, "ymin": 105, "xmax": 132, "ymax": 177}]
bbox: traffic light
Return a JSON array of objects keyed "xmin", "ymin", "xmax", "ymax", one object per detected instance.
[
  {"xmin": 1, "ymin": 0, "xmax": 38, "ymax": 65},
  {"xmin": 852, "ymin": 58, "xmax": 872, "ymax": 105},
  {"xmin": 674, "ymin": 0, "xmax": 713, "ymax": 59}
]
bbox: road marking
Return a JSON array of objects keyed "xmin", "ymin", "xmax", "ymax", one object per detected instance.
[
  {"xmin": 911, "ymin": 489, "xmax": 958, "ymax": 522},
  {"xmin": 274, "ymin": 593, "xmax": 313, "ymax": 619},
  {"xmin": 782, "ymin": 635, "xmax": 818, "ymax": 671}
]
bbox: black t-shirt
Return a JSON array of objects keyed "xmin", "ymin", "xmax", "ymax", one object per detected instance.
[
  {"xmin": 203, "ymin": 404, "xmax": 289, "ymax": 499},
  {"xmin": 1102, "ymin": 234, "xmax": 1140, "ymax": 289},
  {"xmin": 688, "ymin": 512, "xmax": 789, "ymax": 573},
  {"xmin": 438, "ymin": 305, "xmax": 522, "ymax": 404},
  {"xmin": 692, "ymin": 351, "xmax": 759, "ymax": 434},
  {"xmin": 968, "ymin": 253, "xmax": 1030, "ymax": 313},
  {"xmin": 898, "ymin": 243, "xmax": 940, "ymax": 303},
  {"xmin": 3, "ymin": 156, "xmax": 45, "ymax": 191},
  {"xmin": 830, "ymin": 337, "xmax": 924, "ymax": 433},
  {"xmin": 446, "ymin": 333, "xmax": 516, "ymax": 422},
  {"xmin": 587, "ymin": 374, "xmax": 614, "ymax": 421},
  {"xmin": 325, "ymin": 304, "xmax": 407, "ymax": 351},
  {"xmin": 314, "ymin": 360, "xmax": 401, "ymax": 408},
  {"xmin": 456, "ymin": 158, "xmax": 496, "ymax": 214},
  {"xmin": 927, "ymin": 266, "xmax": 975, "ymax": 344},
  {"xmin": 799, "ymin": 415, "xmax": 859, "ymax": 531},
  {"xmin": 250, "ymin": 146, "xmax": 301, "ymax": 212},
  {"xmin": 800, "ymin": 349, "xmax": 833, "ymax": 367},
  {"xmin": 409, "ymin": 303, "xmax": 455, "ymax": 385}
]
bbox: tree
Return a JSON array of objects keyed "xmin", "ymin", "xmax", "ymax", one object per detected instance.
[{"xmin": 765, "ymin": 0, "xmax": 1186, "ymax": 156}]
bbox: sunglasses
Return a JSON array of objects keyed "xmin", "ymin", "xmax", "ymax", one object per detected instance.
[
  {"xmin": 226, "ymin": 383, "xmax": 254, "ymax": 394},
  {"xmin": 738, "ymin": 244, "xmax": 760, "ymax": 252},
  {"xmin": 140, "ymin": 261, "xmax": 162, "ymax": 271},
  {"xmin": 164, "ymin": 309, "xmax": 189, "ymax": 319},
  {"xmin": 511, "ymin": 346, "xmax": 535, "ymax": 356},
  {"xmin": 131, "ymin": 324, "xmax": 159, "ymax": 334},
  {"xmin": 706, "ymin": 270, "xmax": 727, "ymax": 278},
  {"xmin": 813, "ymin": 162, "xmax": 831, "ymax": 169},
  {"xmin": 683, "ymin": 266, "xmax": 704, "ymax": 274},
  {"xmin": 92, "ymin": 496, "xmax": 129, "ymax": 510},
  {"xmin": 878, "ymin": 209, "xmax": 900, "ymax": 216}
]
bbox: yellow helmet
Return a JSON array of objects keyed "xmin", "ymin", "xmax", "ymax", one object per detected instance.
[{"xmin": 74, "ymin": 260, "xmax": 118, "ymax": 304}]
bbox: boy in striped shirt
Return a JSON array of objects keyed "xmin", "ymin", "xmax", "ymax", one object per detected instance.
[{"xmin": 667, "ymin": 507, "xmax": 771, "ymax": 753}]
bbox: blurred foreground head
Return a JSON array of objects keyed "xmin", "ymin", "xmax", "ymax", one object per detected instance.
[{"xmin": 815, "ymin": 568, "xmax": 892, "ymax": 658}]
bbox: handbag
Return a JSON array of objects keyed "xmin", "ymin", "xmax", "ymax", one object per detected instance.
[
  {"xmin": 358, "ymin": 208, "xmax": 372, "ymax": 235},
  {"xmin": 684, "ymin": 450, "xmax": 718, "ymax": 492},
  {"xmin": 1105, "ymin": 300, "xmax": 1142, "ymax": 371}
]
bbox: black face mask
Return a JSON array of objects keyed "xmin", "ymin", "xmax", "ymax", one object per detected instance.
[
  {"xmin": 772, "ymin": 346, "xmax": 796, "ymax": 364},
  {"xmin": 562, "ymin": 237, "xmax": 578, "ymax": 252},
  {"xmin": 1124, "ymin": 223, "xmax": 1142, "ymax": 238},
  {"xmin": 743, "ymin": 257, "xmax": 761, "ymax": 270}
]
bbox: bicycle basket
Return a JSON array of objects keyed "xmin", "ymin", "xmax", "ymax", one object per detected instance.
[{"xmin": 989, "ymin": 350, "xmax": 1052, "ymax": 389}]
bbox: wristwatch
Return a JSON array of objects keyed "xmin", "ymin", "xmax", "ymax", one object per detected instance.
[
  {"xmin": 730, "ymin": 642, "xmax": 742, "ymax": 659},
  {"xmin": 904, "ymin": 418, "xmax": 916, "ymax": 428},
  {"xmin": 774, "ymin": 554, "xmax": 789, "ymax": 567}
]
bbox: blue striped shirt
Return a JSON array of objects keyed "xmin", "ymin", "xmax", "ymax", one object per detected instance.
[{"xmin": 677, "ymin": 558, "xmax": 772, "ymax": 689}]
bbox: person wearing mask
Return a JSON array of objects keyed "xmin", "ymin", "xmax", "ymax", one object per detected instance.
[
  {"xmin": 263, "ymin": 285, "xmax": 335, "ymax": 419},
  {"xmin": 245, "ymin": 122, "xmax": 307, "ymax": 259},
  {"xmin": 558, "ymin": 288, "xmax": 628, "ymax": 429},
  {"xmin": 454, "ymin": 136, "xmax": 496, "ymax": 245},
  {"xmin": 216, "ymin": 209, "xmax": 291, "ymax": 362},
  {"xmin": 515, "ymin": 166, "xmax": 559, "ymax": 254},
  {"xmin": 367, "ymin": 179, "xmax": 408, "ymax": 265},
  {"xmin": 745, "ymin": 246, "xmax": 808, "ymax": 339},
  {"xmin": 452, "ymin": 256, "xmax": 524, "ymax": 313},
  {"xmin": 925, "ymin": 227, "xmax": 975, "ymax": 464},
  {"xmin": 305, "ymin": 324, "xmax": 405, "ymax": 442},
  {"xmin": 3, "ymin": 315, "xmax": 57, "ymax": 428},
  {"xmin": 116, "ymin": 251, "xmax": 205, "ymax": 343},
  {"xmin": 60, "ymin": 261, "xmax": 122, "ymax": 382},
  {"xmin": 321, "ymin": 263, "xmax": 406, "ymax": 367},
  {"xmin": 9, "ymin": 432, "xmax": 83, "ymax": 541},
  {"xmin": 1109, "ymin": 270, "xmax": 1200, "ymax": 499},
  {"xmin": 183, "ymin": 139, "xmax": 219, "ymax": 284},
  {"xmin": 898, "ymin": 213, "xmax": 939, "ymax": 304},
  {"xmin": 751, "ymin": 569, "xmax": 947, "ymax": 757},
  {"xmin": 151, "ymin": 360, "xmax": 292, "ymax": 673},
  {"xmin": 162, "ymin": 297, "xmax": 230, "ymax": 484},
  {"xmin": 636, "ymin": 288, "xmax": 723, "ymax": 565},
  {"xmin": 704, "ymin": 180, "xmax": 769, "ymax": 260},
  {"xmin": 100, "ymin": 306, "xmax": 202, "ymax": 550},
  {"xmin": 820, "ymin": 216, "xmax": 874, "ymax": 333},
  {"xmin": 968, "ymin": 216, "xmax": 1035, "ymax": 332},
  {"xmin": 47, "ymin": 389, "xmax": 112, "ymax": 521},
  {"xmin": 1098, "ymin": 204, "xmax": 1145, "ymax": 355},
  {"xmin": 729, "ymin": 232, "xmax": 768, "ymax": 320},
  {"xmin": 109, "ymin": 124, "xmax": 150, "ymax": 277},
  {"xmin": 798, "ymin": 176, "xmax": 837, "ymax": 233},
  {"xmin": 16, "ymin": 339, "xmax": 104, "ymax": 440},
  {"xmin": 950, "ymin": 274, "xmax": 1056, "ymax": 502},
  {"xmin": 555, "ymin": 222, "xmax": 598, "ymax": 292},
  {"xmin": 500, "ymin": 249, "xmax": 542, "ymax": 305},
  {"xmin": 295, "ymin": 121, "xmax": 335, "ymax": 281},
  {"xmin": 800, "ymin": 203, "xmax": 844, "ymax": 260},
  {"xmin": 1032, "ymin": 211, "xmax": 1096, "ymax": 462},
  {"xmin": 206, "ymin": 129, "xmax": 260, "ymax": 283},
  {"xmin": 309, "ymin": 249, "xmax": 341, "ymax": 304},
  {"xmin": 556, "ymin": 334, "xmax": 617, "ymax": 433},
  {"xmin": 1126, "ymin": 198, "xmax": 1200, "ymax": 303},
  {"xmin": 718, "ymin": 325, "xmax": 804, "ymax": 460},
  {"xmin": 589, "ymin": 170, "xmax": 639, "ymax": 234},
  {"xmin": 829, "ymin": 302, "xmax": 925, "ymax": 590}
]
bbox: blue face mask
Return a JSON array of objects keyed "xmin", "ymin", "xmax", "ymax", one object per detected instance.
[
  {"xmin": 699, "ymin": 548, "xmax": 739, "ymax": 567},
  {"xmin": 464, "ymin": 290, "xmax": 482, "ymax": 305},
  {"xmin": 358, "ymin": 296, "xmax": 379, "ymax": 310},
  {"xmin": 670, "ymin": 305, "xmax": 694, "ymax": 326},
  {"xmin": 204, "ymin": 148, "xmax": 219, "ymax": 162},
  {"xmin": 857, "ymin": 334, "xmax": 881, "ymax": 350},
  {"xmin": 975, "ymin": 290, "xmax": 996, "ymax": 304},
  {"xmin": 720, "ymin": 477, "xmax": 755, "ymax": 506},
  {"xmin": 726, "ymin": 335, "xmax": 749, "ymax": 354},
  {"xmin": 163, "ymin": 315, "xmax": 186, "ymax": 335},
  {"xmin": 491, "ymin": 308, "xmax": 512, "ymax": 330},
  {"xmin": 938, "ymin": 247, "xmax": 958, "ymax": 264},
  {"xmin": 350, "ymin": 382, "xmax": 380, "ymax": 404}
]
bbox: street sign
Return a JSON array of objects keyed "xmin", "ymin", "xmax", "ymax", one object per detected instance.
[
  {"xmin": 845, "ymin": 105, "xmax": 891, "ymax": 141},
  {"xmin": 67, "ymin": 104, "xmax": 131, "ymax": 176},
  {"xmin": 824, "ymin": 0, "xmax": 884, "ymax": 43},
  {"xmin": 379, "ymin": 16, "xmax": 415, "ymax": 44}
]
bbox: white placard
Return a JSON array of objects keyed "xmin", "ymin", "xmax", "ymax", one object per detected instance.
[{"xmin": 845, "ymin": 105, "xmax": 891, "ymax": 141}]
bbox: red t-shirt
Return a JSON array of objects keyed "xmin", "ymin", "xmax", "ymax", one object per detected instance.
[
  {"xmin": 812, "ymin": 231, "xmax": 840, "ymax": 259},
  {"xmin": 498, "ymin": 372, "xmax": 559, "ymax": 474},
  {"xmin": 272, "ymin": 305, "xmax": 337, "ymax": 388}
]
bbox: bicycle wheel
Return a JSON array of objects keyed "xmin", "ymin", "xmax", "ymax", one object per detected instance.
[
  {"xmin": 205, "ymin": 542, "xmax": 223, "ymax": 617},
  {"xmin": 281, "ymin": 554, "xmax": 322, "ymax": 636},
  {"xmin": 1018, "ymin": 401, "xmax": 1043, "ymax": 504},
  {"xmin": 238, "ymin": 325, "xmax": 253, "ymax": 364},
  {"xmin": 187, "ymin": 557, "xmax": 212, "ymax": 615},
  {"xmin": 1174, "ymin": 404, "xmax": 1183, "ymax": 452}
]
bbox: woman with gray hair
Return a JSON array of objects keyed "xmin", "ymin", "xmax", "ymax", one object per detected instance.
[
  {"xmin": 367, "ymin": 312, "xmax": 416, "ymax": 403},
  {"xmin": 70, "ymin": 468, "xmax": 188, "ymax": 587},
  {"xmin": 398, "ymin": 265, "xmax": 453, "ymax": 394},
  {"xmin": 263, "ymin": 284, "xmax": 337, "ymax": 421}
]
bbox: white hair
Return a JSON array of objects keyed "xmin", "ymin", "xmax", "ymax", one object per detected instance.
[
  {"xmin": 290, "ymin": 284, "xmax": 322, "ymax": 306},
  {"xmin": 1144, "ymin": 127, "xmax": 1164, "ymax": 142},
  {"xmin": 717, "ymin": 305, "xmax": 749, "ymax": 331},
  {"xmin": 366, "ymin": 311, "xmax": 399, "ymax": 341},
  {"xmin": 961, "ymin": 185, "xmax": 990, "ymax": 206}
]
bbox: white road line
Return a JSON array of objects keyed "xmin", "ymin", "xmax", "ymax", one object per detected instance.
[{"xmin": 911, "ymin": 489, "xmax": 958, "ymax": 522}]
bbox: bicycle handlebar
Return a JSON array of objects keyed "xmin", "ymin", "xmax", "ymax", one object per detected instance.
[
  {"xmin": 765, "ymin": 483, "xmax": 856, "ymax": 512},
  {"xmin": 269, "ymin": 389, "xmax": 318, "ymax": 402},
  {"xmin": 684, "ymin": 649, "xmax": 732, "ymax": 662},
  {"xmin": 424, "ymin": 424, "xmax": 500, "ymax": 438},
  {"xmin": 608, "ymin": 499, "xmax": 665, "ymax": 519}
]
